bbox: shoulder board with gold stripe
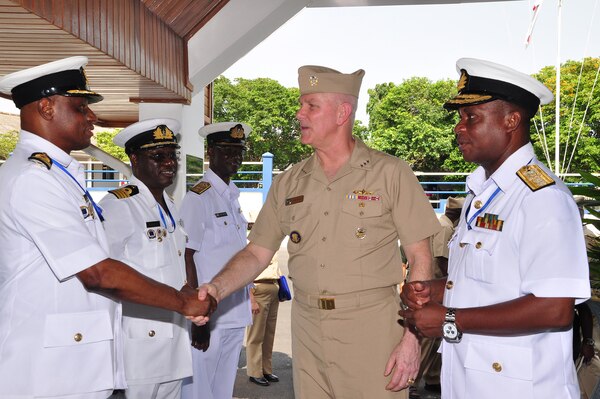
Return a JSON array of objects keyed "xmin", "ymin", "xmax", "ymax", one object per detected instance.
[
  {"xmin": 516, "ymin": 164, "xmax": 555, "ymax": 192},
  {"xmin": 108, "ymin": 185, "xmax": 139, "ymax": 199},
  {"xmin": 28, "ymin": 152, "xmax": 52, "ymax": 170},
  {"xmin": 191, "ymin": 181, "xmax": 211, "ymax": 195}
]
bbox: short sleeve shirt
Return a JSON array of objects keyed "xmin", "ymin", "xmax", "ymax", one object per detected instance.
[
  {"xmin": 249, "ymin": 138, "xmax": 441, "ymax": 295},
  {"xmin": 180, "ymin": 168, "xmax": 251, "ymax": 329},
  {"xmin": 0, "ymin": 131, "xmax": 122, "ymax": 397},
  {"xmin": 441, "ymin": 143, "xmax": 590, "ymax": 398}
]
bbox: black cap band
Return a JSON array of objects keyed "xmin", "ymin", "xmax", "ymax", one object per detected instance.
[
  {"xmin": 125, "ymin": 125, "xmax": 180, "ymax": 154},
  {"xmin": 11, "ymin": 68, "xmax": 103, "ymax": 108}
]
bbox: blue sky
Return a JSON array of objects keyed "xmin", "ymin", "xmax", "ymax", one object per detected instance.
[{"xmin": 223, "ymin": 0, "xmax": 600, "ymax": 123}]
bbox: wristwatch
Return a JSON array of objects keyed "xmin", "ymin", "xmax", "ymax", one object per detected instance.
[{"xmin": 442, "ymin": 307, "xmax": 463, "ymax": 343}]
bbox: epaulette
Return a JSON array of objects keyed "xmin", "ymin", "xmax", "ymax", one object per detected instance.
[
  {"xmin": 108, "ymin": 185, "xmax": 139, "ymax": 199},
  {"xmin": 28, "ymin": 152, "xmax": 52, "ymax": 170},
  {"xmin": 191, "ymin": 181, "xmax": 211, "ymax": 195},
  {"xmin": 516, "ymin": 164, "xmax": 555, "ymax": 192}
]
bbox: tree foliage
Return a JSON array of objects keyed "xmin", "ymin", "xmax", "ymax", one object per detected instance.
[
  {"xmin": 366, "ymin": 77, "xmax": 473, "ymax": 173},
  {"xmin": 94, "ymin": 129, "xmax": 128, "ymax": 162},
  {"xmin": 213, "ymin": 76, "xmax": 310, "ymax": 170},
  {"xmin": 0, "ymin": 130, "xmax": 19, "ymax": 160},
  {"xmin": 533, "ymin": 57, "xmax": 600, "ymax": 174},
  {"xmin": 366, "ymin": 58, "xmax": 600, "ymax": 175}
]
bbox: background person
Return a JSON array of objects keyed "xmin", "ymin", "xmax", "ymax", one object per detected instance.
[
  {"xmin": 99, "ymin": 118, "xmax": 192, "ymax": 399},
  {"xmin": 180, "ymin": 122, "xmax": 253, "ymax": 399},
  {"xmin": 401, "ymin": 58, "xmax": 590, "ymax": 399},
  {"xmin": 246, "ymin": 259, "xmax": 282, "ymax": 387},
  {"xmin": 198, "ymin": 65, "xmax": 441, "ymax": 398},
  {"xmin": 0, "ymin": 56, "xmax": 215, "ymax": 399}
]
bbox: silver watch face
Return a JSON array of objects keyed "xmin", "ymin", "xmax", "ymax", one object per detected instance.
[{"xmin": 443, "ymin": 322, "xmax": 459, "ymax": 339}]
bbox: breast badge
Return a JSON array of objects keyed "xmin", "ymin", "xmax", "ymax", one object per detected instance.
[
  {"xmin": 355, "ymin": 227, "xmax": 367, "ymax": 240},
  {"xmin": 290, "ymin": 231, "xmax": 302, "ymax": 244}
]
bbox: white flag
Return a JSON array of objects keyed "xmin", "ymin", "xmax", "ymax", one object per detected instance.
[{"xmin": 525, "ymin": 0, "xmax": 545, "ymax": 47}]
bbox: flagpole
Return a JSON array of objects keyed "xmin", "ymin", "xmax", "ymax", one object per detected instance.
[{"xmin": 555, "ymin": 0, "xmax": 562, "ymax": 175}]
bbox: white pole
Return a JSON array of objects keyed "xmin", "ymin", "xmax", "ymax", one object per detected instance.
[{"xmin": 555, "ymin": 0, "xmax": 562, "ymax": 175}]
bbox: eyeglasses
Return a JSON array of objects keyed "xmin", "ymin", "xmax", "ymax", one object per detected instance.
[
  {"xmin": 142, "ymin": 150, "xmax": 180, "ymax": 163},
  {"xmin": 214, "ymin": 146, "xmax": 246, "ymax": 157}
]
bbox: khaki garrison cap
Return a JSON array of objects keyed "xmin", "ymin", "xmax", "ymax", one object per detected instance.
[{"xmin": 298, "ymin": 65, "xmax": 365, "ymax": 98}]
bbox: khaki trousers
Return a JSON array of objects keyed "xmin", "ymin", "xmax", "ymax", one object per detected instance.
[
  {"xmin": 291, "ymin": 287, "xmax": 408, "ymax": 399},
  {"xmin": 245, "ymin": 281, "xmax": 280, "ymax": 377}
]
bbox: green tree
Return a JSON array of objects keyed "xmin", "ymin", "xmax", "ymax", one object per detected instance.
[
  {"xmin": 94, "ymin": 129, "xmax": 128, "ymax": 162},
  {"xmin": 0, "ymin": 130, "xmax": 19, "ymax": 160},
  {"xmin": 214, "ymin": 76, "xmax": 310, "ymax": 170},
  {"xmin": 534, "ymin": 57, "xmax": 600, "ymax": 174},
  {"xmin": 367, "ymin": 77, "xmax": 473, "ymax": 173}
]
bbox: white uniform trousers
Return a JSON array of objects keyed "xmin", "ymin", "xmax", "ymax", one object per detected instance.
[{"xmin": 181, "ymin": 327, "xmax": 245, "ymax": 399}]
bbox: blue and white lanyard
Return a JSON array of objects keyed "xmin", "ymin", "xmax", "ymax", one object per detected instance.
[
  {"xmin": 465, "ymin": 186, "xmax": 501, "ymax": 230},
  {"xmin": 50, "ymin": 158, "xmax": 104, "ymax": 222},
  {"xmin": 157, "ymin": 202, "xmax": 176, "ymax": 233}
]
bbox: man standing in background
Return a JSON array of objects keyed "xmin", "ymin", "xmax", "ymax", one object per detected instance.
[{"xmin": 181, "ymin": 122, "xmax": 253, "ymax": 399}]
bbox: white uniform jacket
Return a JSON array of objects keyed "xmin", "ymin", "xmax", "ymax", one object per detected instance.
[
  {"xmin": 99, "ymin": 176, "xmax": 192, "ymax": 385},
  {"xmin": 180, "ymin": 168, "xmax": 252, "ymax": 329},
  {"xmin": 442, "ymin": 143, "xmax": 590, "ymax": 399},
  {"xmin": 0, "ymin": 131, "xmax": 124, "ymax": 398}
]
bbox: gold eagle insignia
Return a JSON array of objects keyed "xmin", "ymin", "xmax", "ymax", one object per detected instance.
[
  {"xmin": 516, "ymin": 165, "xmax": 555, "ymax": 192},
  {"xmin": 229, "ymin": 124, "xmax": 245, "ymax": 139},
  {"xmin": 191, "ymin": 181, "xmax": 211, "ymax": 195},
  {"xmin": 28, "ymin": 152, "xmax": 52, "ymax": 170},
  {"xmin": 457, "ymin": 70, "xmax": 468, "ymax": 92},
  {"xmin": 108, "ymin": 185, "xmax": 139, "ymax": 199}
]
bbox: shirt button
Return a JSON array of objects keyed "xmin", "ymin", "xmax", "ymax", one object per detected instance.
[
  {"xmin": 492, "ymin": 362, "xmax": 502, "ymax": 372},
  {"xmin": 474, "ymin": 200, "xmax": 483, "ymax": 209},
  {"xmin": 149, "ymin": 330, "xmax": 156, "ymax": 337},
  {"xmin": 476, "ymin": 242, "xmax": 482, "ymax": 249},
  {"xmin": 74, "ymin": 333, "xmax": 83, "ymax": 342},
  {"xmin": 446, "ymin": 281, "xmax": 454, "ymax": 290}
]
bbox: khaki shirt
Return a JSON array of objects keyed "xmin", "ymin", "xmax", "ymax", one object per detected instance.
[{"xmin": 249, "ymin": 138, "xmax": 440, "ymax": 295}]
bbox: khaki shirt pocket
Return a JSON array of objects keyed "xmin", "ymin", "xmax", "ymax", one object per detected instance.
[{"xmin": 340, "ymin": 199, "xmax": 384, "ymax": 248}]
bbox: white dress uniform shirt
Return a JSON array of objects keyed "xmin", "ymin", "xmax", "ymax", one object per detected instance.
[
  {"xmin": 442, "ymin": 143, "xmax": 590, "ymax": 399},
  {"xmin": 179, "ymin": 168, "xmax": 251, "ymax": 328},
  {"xmin": 99, "ymin": 176, "xmax": 192, "ymax": 387},
  {"xmin": 179, "ymin": 168, "xmax": 252, "ymax": 399},
  {"xmin": 0, "ymin": 131, "xmax": 125, "ymax": 398}
]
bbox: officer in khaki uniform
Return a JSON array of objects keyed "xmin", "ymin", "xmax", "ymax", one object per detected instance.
[{"xmin": 198, "ymin": 65, "xmax": 441, "ymax": 398}]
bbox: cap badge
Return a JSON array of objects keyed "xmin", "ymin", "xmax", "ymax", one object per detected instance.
[
  {"xmin": 309, "ymin": 75, "xmax": 319, "ymax": 86},
  {"xmin": 153, "ymin": 125, "xmax": 174, "ymax": 140},
  {"xmin": 457, "ymin": 70, "xmax": 468, "ymax": 92},
  {"xmin": 229, "ymin": 124, "xmax": 245, "ymax": 139},
  {"xmin": 290, "ymin": 231, "xmax": 302, "ymax": 244}
]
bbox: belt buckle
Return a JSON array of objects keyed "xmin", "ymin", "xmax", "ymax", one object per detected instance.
[{"xmin": 319, "ymin": 297, "xmax": 335, "ymax": 310}]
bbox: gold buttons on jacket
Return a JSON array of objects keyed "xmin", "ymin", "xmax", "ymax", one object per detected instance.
[
  {"xmin": 149, "ymin": 330, "xmax": 156, "ymax": 337},
  {"xmin": 474, "ymin": 200, "xmax": 483, "ymax": 209},
  {"xmin": 476, "ymin": 242, "xmax": 482, "ymax": 249},
  {"xmin": 492, "ymin": 362, "xmax": 502, "ymax": 372},
  {"xmin": 74, "ymin": 333, "xmax": 83, "ymax": 342},
  {"xmin": 446, "ymin": 281, "xmax": 454, "ymax": 290}
]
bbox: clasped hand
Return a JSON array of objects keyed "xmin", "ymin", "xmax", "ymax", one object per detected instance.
[
  {"xmin": 399, "ymin": 281, "xmax": 445, "ymax": 338},
  {"xmin": 180, "ymin": 284, "xmax": 217, "ymax": 326}
]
